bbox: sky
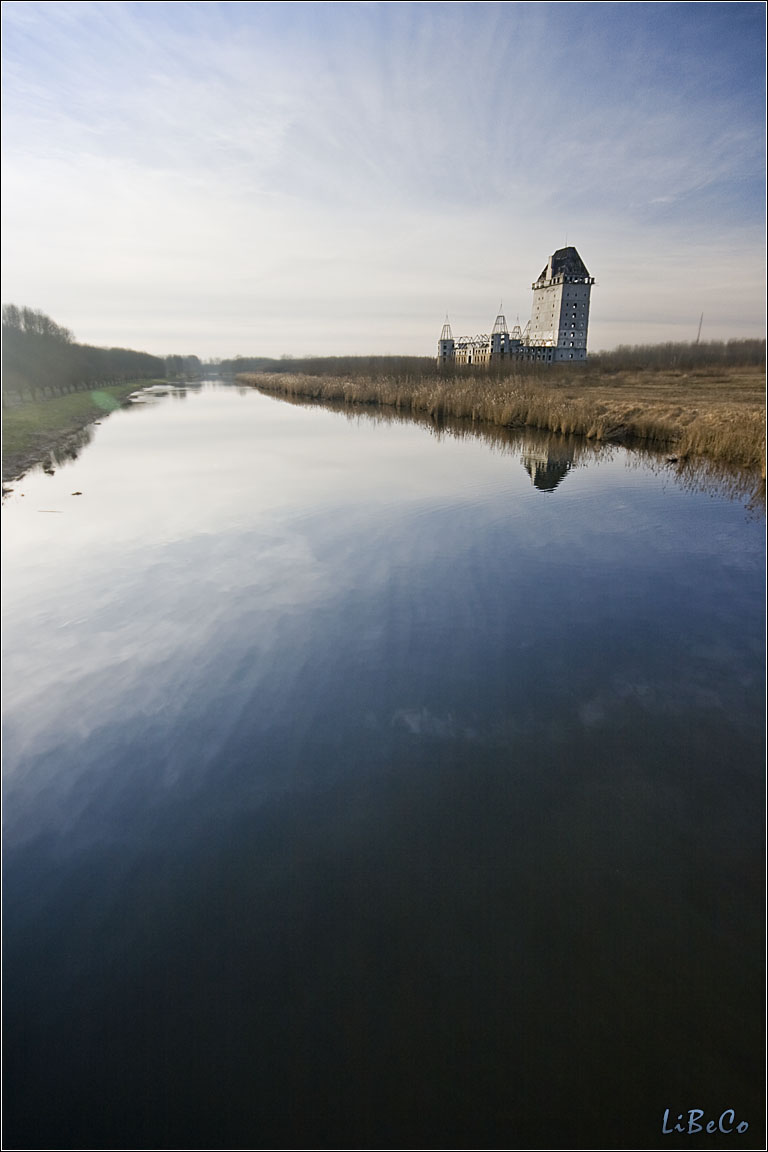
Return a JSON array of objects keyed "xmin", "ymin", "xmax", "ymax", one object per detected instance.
[{"xmin": 1, "ymin": 1, "xmax": 765, "ymax": 358}]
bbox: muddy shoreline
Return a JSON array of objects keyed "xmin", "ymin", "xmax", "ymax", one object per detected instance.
[
  {"xmin": 2, "ymin": 383, "xmax": 146, "ymax": 489},
  {"xmin": 3, "ymin": 424, "xmax": 98, "ymax": 488}
]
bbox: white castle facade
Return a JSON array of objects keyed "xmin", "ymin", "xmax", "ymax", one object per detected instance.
[{"xmin": 438, "ymin": 246, "xmax": 594, "ymax": 366}]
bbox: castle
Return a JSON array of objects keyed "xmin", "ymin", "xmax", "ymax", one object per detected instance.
[{"xmin": 437, "ymin": 246, "xmax": 594, "ymax": 366}]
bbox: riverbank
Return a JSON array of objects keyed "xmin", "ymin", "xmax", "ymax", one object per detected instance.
[
  {"xmin": 238, "ymin": 365, "xmax": 765, "ymax": 474},
  {"xmin": 2, "ymin": 382, "xmax": 154, "ymax": 485}
]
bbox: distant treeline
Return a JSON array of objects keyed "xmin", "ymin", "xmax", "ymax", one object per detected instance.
[
  {"xmin": 2, "ymin": 305, "xmax": 165, "ymax": 404},
  {"xmin": 5, "ymin": 304, "xmax": 762, "ymax": 403},
  {"xmin": 591, "ymin": 339, "xmax": 765, "ymax": 371},
  {"xmin": 165, "ymin": 354, "xmax": 204, "ymax": 379},
  {"xmin": 221, "ymin": 354, "xmax": 437, "ymax": 380},
  {"xmin": 222, "ymin": 341, "xmax": 765, "ymax": 381}
]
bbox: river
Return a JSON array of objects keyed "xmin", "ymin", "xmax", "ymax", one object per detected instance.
[{"xmin": 2, "ymin": 382, "xmax": 764, "ymax": 1148}]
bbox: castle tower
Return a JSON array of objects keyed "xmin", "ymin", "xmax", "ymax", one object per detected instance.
[
  {"xmin": 527, "ymin": 247, "xmax": 594, "ymax": 362},
  {"xmin": 437, "ymin": 318, "xmax": 455, "ymax": 365}
]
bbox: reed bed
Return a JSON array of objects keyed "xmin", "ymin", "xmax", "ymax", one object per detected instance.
[{"xmin": 237, "ymin": 366, "xmax": 765, "ymax": 474}]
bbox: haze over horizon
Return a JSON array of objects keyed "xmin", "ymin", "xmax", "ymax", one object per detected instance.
[{"xmin": 2, "ymin": 1, "xmax": 765, "ymax": 360}]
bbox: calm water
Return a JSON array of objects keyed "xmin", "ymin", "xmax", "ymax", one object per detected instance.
[{"xmin": 2, "ymin": 383, "xmax": 764, "ymax": 1149}]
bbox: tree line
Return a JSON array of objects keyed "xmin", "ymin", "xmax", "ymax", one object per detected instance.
[
  {"xmin": 589, "ymin": 339, "xmax": 765, "ymax": 371},
  {"xmin": 5, "ymin": 304, "xmax": 762, "ymax": 403},
  {"xmin": 165, "ymin": 354, "xmax": 204, "ymax": 379},
  {"xmin": 220, "ymin": 354, "xmax": 438, "ymax": 380},
  {"xmin": 222, "ymin": 340, "xmax": 765, "ymax": 382},
  {"xmin": 2, "ymin": 305, "xmax": 165, "ymax": 404}
]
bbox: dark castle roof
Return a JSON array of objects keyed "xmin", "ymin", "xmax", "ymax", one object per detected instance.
[{"xmin": 536, "ymin": 246, "xmax": 591, "ymax": 283}]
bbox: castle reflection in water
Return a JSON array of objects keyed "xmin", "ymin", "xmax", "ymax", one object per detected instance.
[{"xmin": 521, "ymin": 440, "xmax": 575, "ymax": 491}]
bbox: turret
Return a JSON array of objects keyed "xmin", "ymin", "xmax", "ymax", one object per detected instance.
[
  {"xmin": 437, "ymin": 317, "xmax": 455, "ymax": 365},
  {"xmin": 490, "ymin": 310, "xmax": 509, "ymax": 360}
]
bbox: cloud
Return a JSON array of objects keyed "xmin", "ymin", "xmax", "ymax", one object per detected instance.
[{"xmin": 1, "ymin": 1, "xmax": 764, "ymax": 355}]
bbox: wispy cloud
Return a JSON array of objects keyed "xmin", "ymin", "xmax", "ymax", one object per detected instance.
[{"xmin": 2, "ymin": 1, "xmax": 764, "ymax": 355}]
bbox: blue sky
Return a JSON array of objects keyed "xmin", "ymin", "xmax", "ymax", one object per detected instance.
[{"xmin": 1, "ymin": 1, "xmax": 765, "ymax": 357}]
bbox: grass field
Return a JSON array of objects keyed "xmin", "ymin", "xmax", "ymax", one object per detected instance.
[
  {"xmin": 2, "ymin": 383, "xmax": 153, "ymax": 484},
  {"xmin": 238, "ymin": 365, "xmax": 766, "ymax": 475}
]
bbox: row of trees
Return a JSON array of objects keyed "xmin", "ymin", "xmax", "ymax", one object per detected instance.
[
  {"xmin": 590, "ymin": 339, "xmax": 766, "ymax": 371},
  {"xmin": 220, "ymin": 354, "xmax": 437, "ymax": 380},
  {"xmin": 165, "ymin": 354, "xmax": 204, "ymax": 379},
  {"xmin": 3, "ymin": 305, "xmax": 166, "ymax": 403},
  {"xmin": 221, "ymin": 341, "xmax": 765, "ymax": 382},
  {"xmin": 2, "ymin": 304, "xmax": 74, "ymax": 343},
  {"xmin": 5, "ymin": 304, "xmax": 762, "ymax": 402}
]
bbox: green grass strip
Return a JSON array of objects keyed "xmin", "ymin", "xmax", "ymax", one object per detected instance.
[{"xmin": 2, "ymin": 382, "xmax": 161, "ymax": 482}]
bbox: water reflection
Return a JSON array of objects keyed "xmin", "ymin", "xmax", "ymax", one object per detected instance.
[
  {"xmin": 36, "ymin": 424, "xmax": 94, "ymax": 475},
  {"xmin": 520, "ymin": 439, "xmax": 575, "ymax": 491},
  {"xmin": 269, "ymin": 388, "xmax": 764, "ymax": 509},
  {"xmin": 642, "ymin": 452, "xmax": 766, "ymax": 515},
  {"xmin": 128, "ymin": 382, "xmax": 190, "ymax": 402},
  {"xmin": 2, "ymin": 383, "xmax": 765, "ymax": 1149}
]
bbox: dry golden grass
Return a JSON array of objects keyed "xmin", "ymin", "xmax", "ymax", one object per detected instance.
[{"xmin": 237, "ymin": 365, "xmax": 765, "ymax": 475}]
